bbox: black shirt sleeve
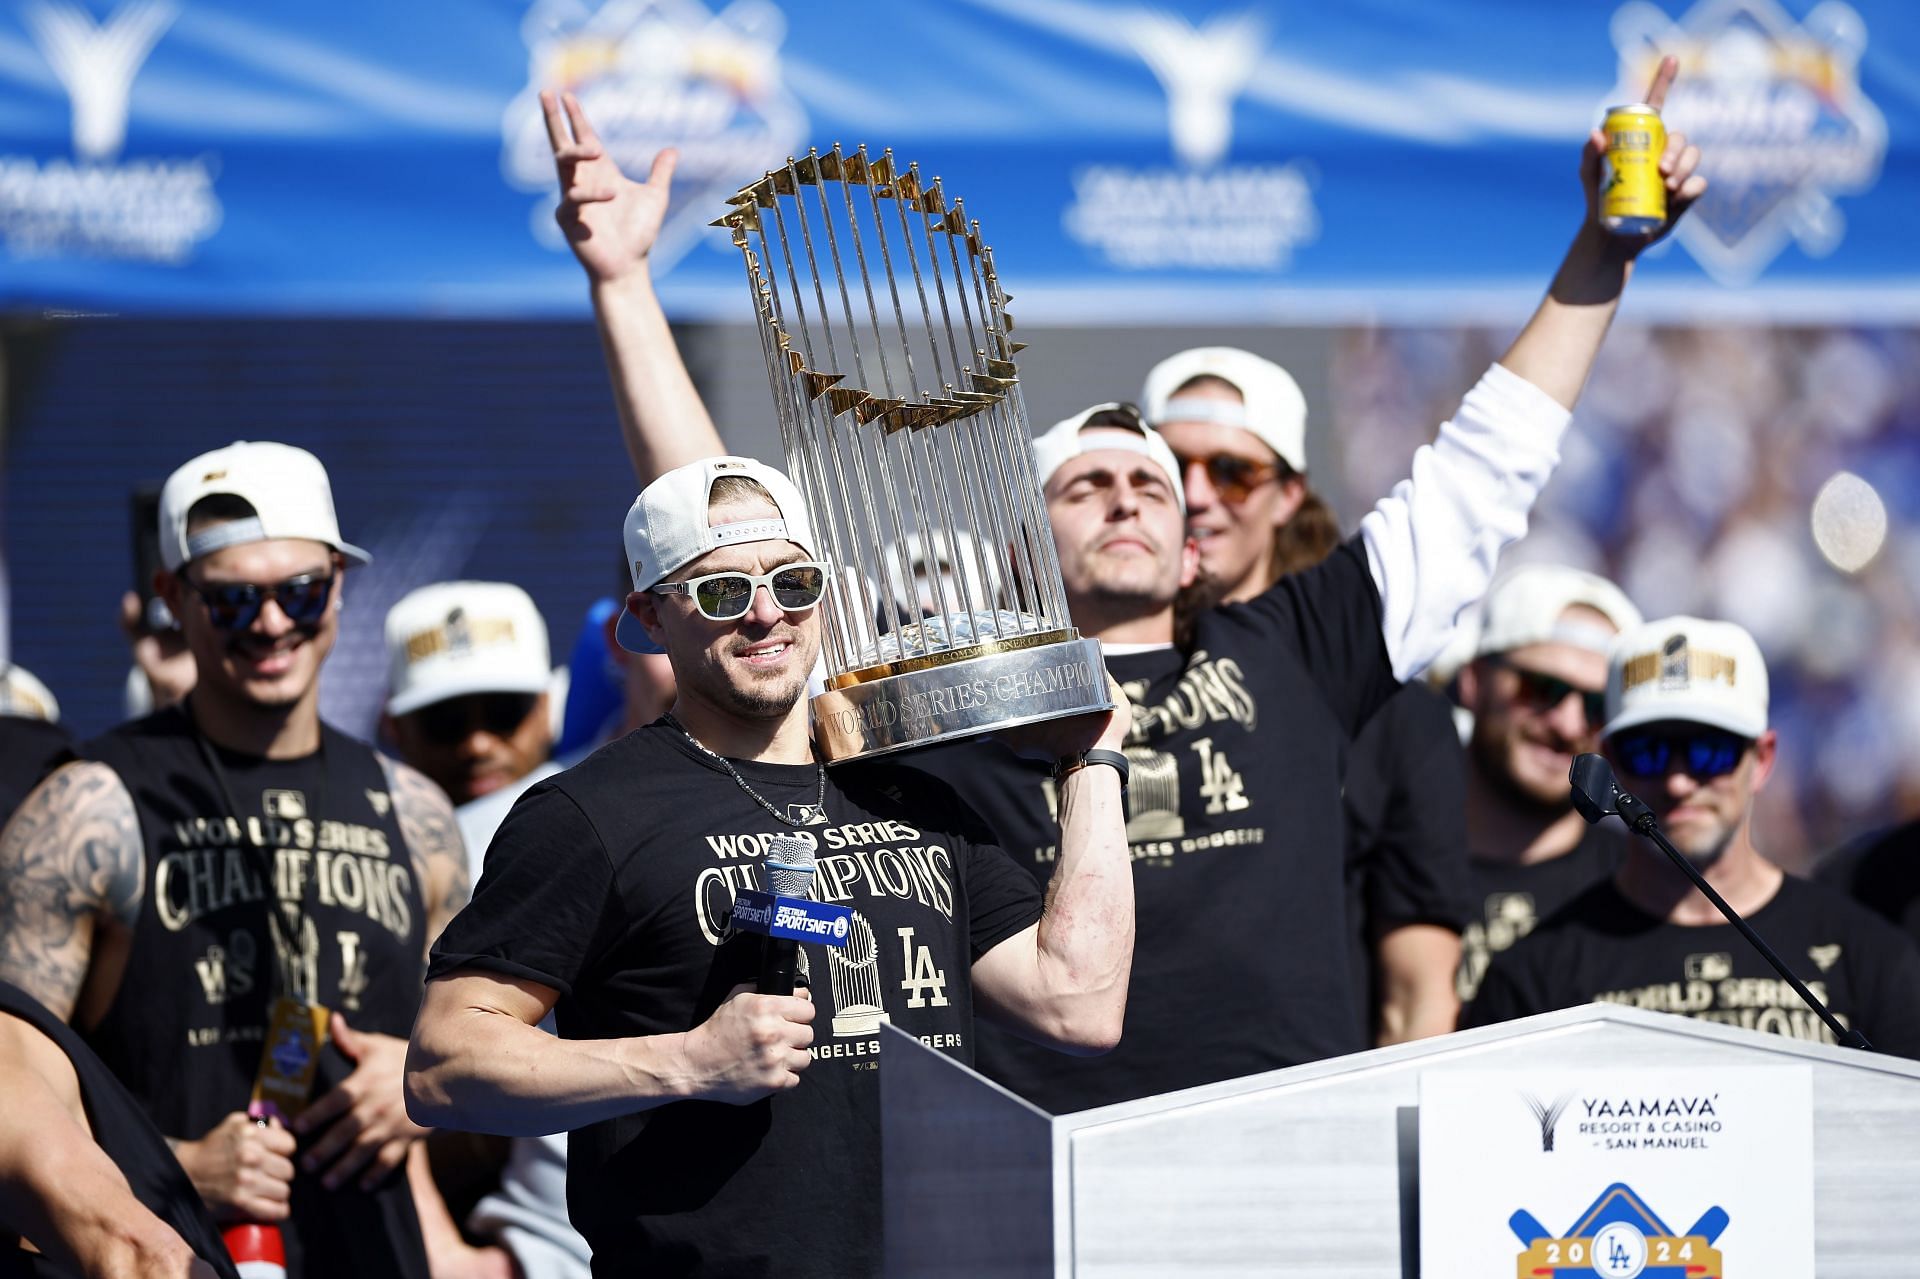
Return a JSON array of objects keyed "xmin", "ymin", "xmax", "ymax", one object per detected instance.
[
  {"xmin": 1228, "ymin": 536, "xmax": 1400, "ymax": 737},
  {"xmin": 1351, "ymin": 684, "xmax": 1473, "ymax": 933},
  {"xmin": 964, "ymin": 838, "xmax": 1046, "ymax": 962},
  {"xmin": 427, "ymin": 782, "xmax": 618, "ymax": 998}
]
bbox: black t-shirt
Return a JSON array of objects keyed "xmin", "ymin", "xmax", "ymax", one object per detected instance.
[
  {"xmin": 1466, "ymin": 874, "xmax": 1920, "ymax": 1058},
  {"xmin": 1343, "ymin": 682, "xmax": 1472, "ymax": 1037},
  {"xmin": 1456, "ymin": 824, "xmax": 1626, "ymax": 1005},
  {"xmin": 0, "ymin": 981, "xmax": 240, "ymax": 1279},
  {"xmin": 0, "ymin": 716, "xmax": 69, "ymax": 827},
  {"xmin": 427, "ymin": 722, "xmax": 1044, "ymax": 1279},
  {"xmin": 911, "ymin": 537, "xmax": 1399, "ymax": 1111},
  {"xmin": 1817, "ymin": 819, "xmax": 1920, "ymax": 951},
  {"xmin": 77, "ymin": 706, "xmax": 429, "ymax": 1279}
]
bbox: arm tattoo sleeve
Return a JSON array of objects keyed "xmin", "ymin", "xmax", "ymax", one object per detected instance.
[
  {"xmin": 378, "ymin": 757, "xmax": 471, "ymax": 950},
  {"xmin": 0, "ymin": 763, "xmax": 142, "ymax": 1022}
]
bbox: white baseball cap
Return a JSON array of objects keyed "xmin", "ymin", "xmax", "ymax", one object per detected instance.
[
  {"xmin": 1142, "ymin": 347, "xmax": 1309, "ymax": 474},
  {"xmin": 158, "ymin": 441, "xmax": 369, "ymax": 572},
  {"xmin": 0, "ymin": 664, "xmax": 60, "ymax": 723},
  {"xmin": 618, "ymin": 456, "xmax": 817, "ymax": 654},
  {"xmin": 1032, "ymin": 403, "xmax": 1186, "ymax": 510},
  {"xmin": 385, "ymin": 582, "xmax": 551, "ymax": 717},
  {"xmin": 1474, "ymin": 564, "xmax": 1643, "ymax": 659},
  {"xmin": 1603, "ymin": 616, "xmax": 1769, "ymax": 741}
]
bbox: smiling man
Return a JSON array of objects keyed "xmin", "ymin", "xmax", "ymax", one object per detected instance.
[
  {"xmin": 0, "ymin": 442, "xmax": 471, "ymax": 1278},
  {"xmin": 1452, "ymin": 565, "xmax": 1643, "ymax": 1004},
  {"xmin": 407, "ymin": 454, "xmax": 1136, "ymax": 1278},
  {"xmin": 1467, "ymin": 617, "xmax": 1920, "ymax": 1056},
  {"xmin": 532, "ymin": 57, "xmax": 1711, "ymax": 1111}
]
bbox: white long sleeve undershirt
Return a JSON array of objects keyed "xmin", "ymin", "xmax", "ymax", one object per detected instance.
[{"xmin": 1360, "ymin": 362, "xmax": 1572, "ymax": 682}]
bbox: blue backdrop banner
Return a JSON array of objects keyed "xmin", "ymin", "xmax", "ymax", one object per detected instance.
[{"xmin": 1, "ymin": 0, "xmax": 1914, "ymax": 322}]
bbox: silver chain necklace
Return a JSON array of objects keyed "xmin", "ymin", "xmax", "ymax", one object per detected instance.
[{"xmin": 663, "ymin": 712, "xmax": 826, "ymax": 827}]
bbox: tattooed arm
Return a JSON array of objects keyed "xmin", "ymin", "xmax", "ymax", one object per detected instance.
[
  {"xmin": 379, "ymin": 756, "xmax": 471, "ymax": 951},
  {"xmin": 0, "ymin": 763, "xmax": 142, "ymax": 1024}
]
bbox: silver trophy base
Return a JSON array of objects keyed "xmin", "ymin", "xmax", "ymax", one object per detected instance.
[{"xmin": 812, "ymin": 633, "xmax": 1110, "ymax": 763}]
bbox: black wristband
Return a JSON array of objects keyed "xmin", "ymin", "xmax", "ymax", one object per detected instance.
[{"xmin": 1056, "ymin": 748, "xmax": 1130, "ymax": 792}]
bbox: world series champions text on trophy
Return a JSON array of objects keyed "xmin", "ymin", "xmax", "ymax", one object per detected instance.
[{"xmin": 714, "ymin": 145, "xmax": 1110, "ymax": 762}]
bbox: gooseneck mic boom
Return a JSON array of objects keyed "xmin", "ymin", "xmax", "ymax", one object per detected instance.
[
  {"xmin": 1569, "ymin": 753, "xmax": 1870, "ymax": 1051},
  {"xmin": 757, "ymin": 836, "xmax": 817, "ymax": 996}
]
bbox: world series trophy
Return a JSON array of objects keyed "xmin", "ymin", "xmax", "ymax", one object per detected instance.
[{"xmin": 714, "ymin": 146, "xmax": 1110, "ymax": 761}]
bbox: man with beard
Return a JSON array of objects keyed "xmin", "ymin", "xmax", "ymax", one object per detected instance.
[
  {"xmin": 536, "ymin": 56, "xmax": 1708, "ymax": 1108},
  {"xmin": 407, "ymin": 452, "xmax": 1136, "ymax": 1277},
  {"xmin": 1452, "ymin": 565, "xmax": 1642, "ymax": 1005},
  {"xmin": 1467, "ymin": 617, "xmax": 1920, "ymax": 1056},
  {"xmin": 0, "ymin": 442, "xmax": 471, "ymax": 1278}
]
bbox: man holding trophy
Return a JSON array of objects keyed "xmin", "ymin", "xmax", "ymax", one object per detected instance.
[
  {"xmin": 406, "ymin": 93, "xmax": 1138, "ymax": 1279},
  {"xmin": 410, "ymin": 46, "xmax": 1703, "ymax": 1269}
]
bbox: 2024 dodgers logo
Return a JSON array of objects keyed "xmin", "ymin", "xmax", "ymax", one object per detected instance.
[
  {"xmin": 1511, "ymin": 1183, "xmax": 1727, "ymax": 1278},
  {"xmin": 501, "ymin": 0, "xmax": 806, "ymax": 273},
  {"xmin": 1608, "ymin": 0, "xmax": 1885, "ymax": 284}
]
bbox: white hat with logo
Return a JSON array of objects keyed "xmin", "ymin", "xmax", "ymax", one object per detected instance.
[
  {"xmin": 618, "ymin": 456, "xmax": 818, "ymax": 654},
  {"xmin": 158, "ymin": 441, "xmax": 370, "ymax": 571},
  {"xmin": 385, "ymin": 582, "xmax": 552, "ymax": 717},
  {"xmin": 1141, "ymin": 347, "xmax": 1309, "ymax": 473},
  {"xmin": 1474, "ymin": 563, "xmax": 1643, "ymax": 659},
  {"xmin": 1032, "ymin": 403, "xmax": 1186, "ymax": 510},
  {"xmin": 1603, "ymin": 615, "xmax": 1770, "ymax": 740}
]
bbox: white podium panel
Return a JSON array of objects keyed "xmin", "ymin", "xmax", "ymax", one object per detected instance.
[{"xmin": 880, "ymin": 1005, "xmax": 1920, "ymax": 1276}]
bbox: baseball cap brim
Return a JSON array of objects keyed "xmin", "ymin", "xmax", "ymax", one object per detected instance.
[
  {"xmin": 386, "ymin": 667, "xmax": 550, "ymax": 718},
  {"xmin": 1602, "ymin": 700, "xmax": 1766, "ymax": 742}
]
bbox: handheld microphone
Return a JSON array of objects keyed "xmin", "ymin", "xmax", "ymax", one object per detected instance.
[
  {"xmin": 1568, "ymin": 753, "xmax": 1871, "ymax": 1051},
  {"xmin": 756, "ymin": 836, "xmax": 816, "ymax": 996}
]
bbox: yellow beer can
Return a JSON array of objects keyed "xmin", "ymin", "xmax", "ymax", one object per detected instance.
[{"xmin": 1601, "ymin": 103, "xmax": 1667, "ymax": 235}]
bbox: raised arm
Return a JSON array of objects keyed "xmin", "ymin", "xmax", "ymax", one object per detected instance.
[
  {"xmin": 1360, "ymin": 57, "xmax": 1702, "ymax": 681},
  {"xmin": 542, "ymin": 90, "xmax": 725, "ymax": 483},
  {"xmin": 0, "ymin": 762, "xmax": 142, "ymax": 1023},
  {"xmin": 970, "ymin": 678, "xmax": 1136, "ymax": 1054},
  {"xmin": 1500, "ymin": 56, "xmax": 1703, "ymax": 408}
]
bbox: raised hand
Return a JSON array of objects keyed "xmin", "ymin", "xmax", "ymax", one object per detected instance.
[
  {"xmin": 541, "ymin": 89, "xmax": 679, "ymax": 286},
  {"xmin": 1579, "ymin": 55, "xmax": 1706, "ymax": 250}
]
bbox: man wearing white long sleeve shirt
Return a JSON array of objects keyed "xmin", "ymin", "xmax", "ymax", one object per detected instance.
[{"xmin": 528, "ymin": 58, "xmax": 1706, "ymax": 1111}]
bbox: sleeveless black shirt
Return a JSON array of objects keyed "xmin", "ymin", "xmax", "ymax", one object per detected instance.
[
  {"xmin": 0, "ymin": 981, "xmax": 240, "ymax": 1279},
  {"xmin": 76, "ymin": 705, "xmax": 429, "ymax": 1279}
]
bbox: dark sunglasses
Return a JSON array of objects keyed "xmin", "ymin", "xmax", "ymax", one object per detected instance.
[
  {"xmin": 411, "ymin": 692, "xmax": 541, "ymax": 745},
  {"xmin": 1488, "ymin": 655, "xmax": 1607, "ymax": 724},
  {"xmin": 1170, "ymin": 450, "xmax": 1279, "ymax": 505},
  {"xmin": 182, "ymin": 572, "xmax": 334, "ymax": 631},
  {"xmin": 652, "ymin": 562, "xmax": 829, "ymax": 621},
  {"xmin": 1612, "ymin": 728, "xmax": 1750, "ymax": 780}
]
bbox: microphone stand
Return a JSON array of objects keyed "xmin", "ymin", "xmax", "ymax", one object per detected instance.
[{"xmin": 1569, "ymin": 753, "xmax": 1871, "ymax": 1052}]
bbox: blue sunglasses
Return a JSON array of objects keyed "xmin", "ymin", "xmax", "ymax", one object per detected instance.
[{"xmin": 1612, "ymin": 728, "xmax": 1749, "ymax": 780}]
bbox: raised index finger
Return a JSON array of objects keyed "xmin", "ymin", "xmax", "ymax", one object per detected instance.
[
  {"xmin": 539, "ymin": 89, "xmax": 572, "ymax": 154},
  {"xmin": 1643, "ymin": 53, "xmax": 1678, "ymax": 109}
]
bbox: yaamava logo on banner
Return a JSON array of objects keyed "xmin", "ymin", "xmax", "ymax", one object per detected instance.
[{"xmin": 1, "ymin": 0, "xmax": 223, "ymax": 264}]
